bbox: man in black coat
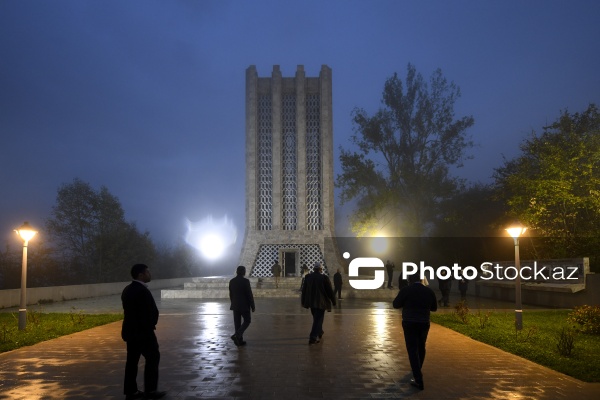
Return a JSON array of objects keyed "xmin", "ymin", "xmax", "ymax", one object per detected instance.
[
  {"xmin": 458, "ymin": 277, "xmax": 469, "ymax": 302},
  {"xmin": 301, "ymin": 262, "xmax": 336, "ymax": 344},
  {"xmin": 333, "ymin": 269, "xmax": 343, "ymax": 300},
  {"xmin": 121, "ymin": 264, "xmax": 166, "ymax": 400},
  {"xmin": 393, "ymin": 272, "xmax": 437, "ymax": 391},
  {"xmin": 386, "ymin": 260, "xmax": 395, "ymax": 289},
  {"xmin": 229, "ymin": 266, "xmax": 255, "ymax": 346},
  {"xmin": 272, "ymin": 260, "xmax": 282, "ymax": 288},
  {"xmin": 438, "ymin": 277, "xmax": 451, "ymax": 307}
]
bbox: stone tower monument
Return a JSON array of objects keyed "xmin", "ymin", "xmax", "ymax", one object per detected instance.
[{"xmin": 239, "ymin": 65, "xmax": 340, "ymax": 277}]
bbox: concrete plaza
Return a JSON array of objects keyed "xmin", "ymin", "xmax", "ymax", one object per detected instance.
[{"xmin": 0, "ymin": 290, "xmax": 599, "ymax": 399}]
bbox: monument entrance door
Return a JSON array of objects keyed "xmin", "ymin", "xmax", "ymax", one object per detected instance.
[{"xmin": 283, "ymin": 251, "xmax": 297, "ymax": 277}]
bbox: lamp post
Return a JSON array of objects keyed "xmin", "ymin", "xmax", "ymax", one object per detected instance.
[
  {"xmin": 15, "ymin": 221, "xmax": 37, "ymax": 330},
  {"xmin": 506, "ymin": 223, "xmax": 526, "ymax": 331}
]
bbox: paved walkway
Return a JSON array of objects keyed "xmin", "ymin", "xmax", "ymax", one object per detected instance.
[{"xmin": 0, "ymin": 291, "xmax": 599, "ymax": 399}]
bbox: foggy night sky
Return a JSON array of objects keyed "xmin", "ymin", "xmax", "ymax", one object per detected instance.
[{"xmin": 1, "ymin": 1, "xmax": 599, "ymax": 260}]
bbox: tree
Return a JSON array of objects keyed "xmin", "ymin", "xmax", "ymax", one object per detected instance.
[
  {"xmin": 494, "ymin": 104, "xmax": 600, "ymax": 263},
  {"xmin": 46, "ymin": 178, "xmax": 156, "ymax": 282},
  {"xmin": 152, "ymin": 241, "xmax": 201, "ymax": 279},
  {"xmin": 433, "ymin": 183, "xmax": 507, "ymax": 237},
  {"xmin": 337, "ymin": 63, "xmax": 474, "ymax": 236},
  {"xmin": 427, "ymin": 183, "xmax": 510, "ymax": 269},
  {"xmin": 0, "ymin": 243, "xmax": 20, "ymax": 289}
]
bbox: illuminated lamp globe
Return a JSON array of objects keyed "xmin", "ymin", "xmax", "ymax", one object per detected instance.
[
  {"xmin": 15, "ymin": 221, "xmax": 37, "ymax": 242},
  {"xmin": 506, "ymin": 224, "xmax": 527, "ymax": 239}
]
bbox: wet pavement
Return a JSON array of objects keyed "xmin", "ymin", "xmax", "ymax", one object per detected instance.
[{"xmin": 0, "ymin": 290, "xmax": 599, "ymax": 399}]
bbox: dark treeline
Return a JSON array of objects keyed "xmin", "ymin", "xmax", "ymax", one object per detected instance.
[
  {"xmin": 0, "ymin": 241, "xmax": 202, "ymax": 289},
  {"xmin": 0, "ymin": 179, "xmax": 205, "ymax": 290}
]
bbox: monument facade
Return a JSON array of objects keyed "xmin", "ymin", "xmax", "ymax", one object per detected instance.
[{"xmin": 239, "ymin": 65, "xmax": 341, "ymax": 277}]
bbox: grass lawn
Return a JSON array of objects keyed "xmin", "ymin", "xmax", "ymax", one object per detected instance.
[
  {"xmin": 431, "ymin": 309, "xmax": 600, "ymax": 382},
  {"xmin": 0, "ymin": 309, "xmax": 123, "ymax": 353}
]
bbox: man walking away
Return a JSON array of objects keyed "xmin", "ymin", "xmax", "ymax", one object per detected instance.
[
  {"xmin": 272, "ymin": 260, "xmax": 282, "ymax": 288},
  {"xmin": 121, "ymin": 264, "xmax": 166, "ymax": 400},
  {"xmin": 438, "ymin": 277, "xmax": 451, "ymax": 307},
  {"xmin": 458, "ymin": 277, "xmax": 469, "ymax": 302},
  {"xmin": 386, "ymin": 260, "xmax": 395, "ymax": 289},
  {"xmin": 229, "ymin": 266, "xmax": 255, "ymax": 346},
  {"xmin": 392, "ymin": 272, "xmax": 437, "ymax": 391},
  {"xmin": 301, "ymin": 262, "xmax": 336, "ymax": 344},
  {"xmin": 333, "ymin": 269, "xmax": 343, "ymax": 300}
]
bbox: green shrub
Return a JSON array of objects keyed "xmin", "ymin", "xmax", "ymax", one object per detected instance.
[
  {"xmin": 556, "ymin": 326, "xmax": 576, "ymax": 357},
  {"xmin": 568, "ymin": 305, "xmax": 600, "ymax": 334},
  {"xmin": 475, "ymin": 310, "xmax": 491, "ymax": 329},
  {"xmin": 0, "ymin": 322, "xmax": 10, "ymax": 343},
  {"xmin": 453, "ymin": 301, "xmax": 470, "ymax": 324},
  {"xmin": 69, "ymin": 307, "xmax": 87, "ymax": 325},
  {"xmin": 27, "ymin": 309, "xmax": 42, "ymax": 326},
  {"xmin": 516, "ymin": 325, "xmax": 538, "ymax": 342}
]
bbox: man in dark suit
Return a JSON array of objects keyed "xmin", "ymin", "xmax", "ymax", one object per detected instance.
[
  {"xmin": 272, "ymin": 260, "xmax": 282, "ymax": 288},
  {"xmin": 229, "ymin": 265, "xmax": 255, "ymax": 346},
  {"xmin": 393, "ymin": 271, "xmax": 438, "ymax": 391},
  {"xmin": 386, "ymin": 260, "xmax": 395, "ymax": 289},
  {"xmin": 121, "ymin": 264, "xmax": 166, "ymax": 400},
  {"xmin": 438, "ymin": 276, "xmax": 451, "ymax": 307},
  {"xmin": 333, "ymin": 269, "xmax": 343, "ymax": 300},
  {"xmin": 301, "ymin": 262, "xmax": 336, "ymax": 344}
]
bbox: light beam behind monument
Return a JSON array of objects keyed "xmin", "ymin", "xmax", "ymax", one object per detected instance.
[{"xmin": 185, "ymin": 215, "xmax": 237, "ymax": 261}]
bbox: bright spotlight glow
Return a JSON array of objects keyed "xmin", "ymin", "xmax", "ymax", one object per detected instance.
[
  {"xmin": 370, "ymin": 237, "xmax": 388, "ymax": 254},
  {"xmin": 199, "ymin": 234, "xmax": 225, "ymax": 260},
  {"xmin": 185, "ymin": 215, "xmax": 237, "ymax": 260}
]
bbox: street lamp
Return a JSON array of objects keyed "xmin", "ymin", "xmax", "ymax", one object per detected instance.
[
  {"xmin": 506, "ymin": 223, "xmax": 526, "ymax": 331},
  {"xmin": 14, "ymin": 221, "xmax": 37, "ymax": 330}
]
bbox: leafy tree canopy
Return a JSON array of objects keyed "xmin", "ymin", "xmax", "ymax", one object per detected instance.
[
  {"xmin": 433, "ymin": 183, "xmax": 507, "ymax": 237},
  {"xmin": 46, "ymin": 178, "xmax": 156, "ymax": 282},
  {"xmin": 337, "ymin": 63, "xmax": 474, "ymax": 236},
  {"xmin": 494, "ymin": 104, "xmax": 600, "ymax": 260}
]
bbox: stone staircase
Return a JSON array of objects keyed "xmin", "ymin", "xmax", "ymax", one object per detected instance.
[
  {"xmin": 161, "ymin": 276, "xmax": 304, "ymax": 299},
  {"xmin": 161, "ymin": 275, "xmax": 400, "ymax": 300}
]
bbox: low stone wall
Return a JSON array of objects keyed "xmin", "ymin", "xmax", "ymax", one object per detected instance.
[
  {"xmin": 471, "ymin": 273, "xmax": 600, "ymax": 308},
  {"xmin": 0, "ymin": 277, "xmax": 196, "ymax": 309}
]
